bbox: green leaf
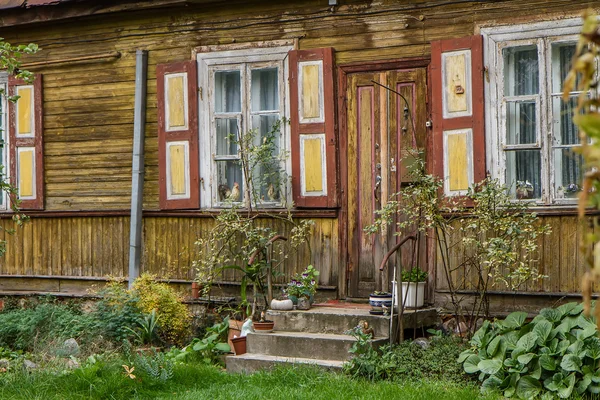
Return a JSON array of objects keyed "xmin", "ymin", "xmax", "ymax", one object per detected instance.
[
  {"xmin": 539, "ymin": 354, "xmax": 557, "ymax": 371},
  {"xmin": 556, "ymin": 302, "xmax": 579, "ymax": 317},
  {"xmin": 457, "ymin": 349, "xmax": 475, "ymax": 364},
  {"xmin": 557, "ymin": 373, "xmax": 576, "ymax": 399},
  {"xmin": 214, "ymin": 342, "xmax": 231, "ymax": 353},
  {"xmin": 487, "ymin": 336, "xmax": 501, "ymax": 357},
  {"xmin": 478, "ymin": 359, "xmax": 502, "ymax": 375},
  {"xmin": 574, "ymin": 114, "xmax": 600, "ymax": 140},
  {"xmin": 530, "ymin": 359, "xmax": 542, "ymax": 380},
  {"xmin": 545, "ymin": 372, "xmax": 564, "ymax": 392},
  {"xmin": 516, "ymin": 375, "xmax": 542, "ymax": 399},
  {"xmin": 481, "ymin": 375, "xmax": 503, "ymax": 394},
  {"xmin": 540, "ymin": 308, "xmax": 562, "ymax": 323},
  {"xmin": 534, "ymin": 320, "xmax": 553, "ymax": 345},
  {"xmin": 516, "ymin": 332, "xmax": 539, "ymax": 352},
  {"xmin": 504, "ymin": 312, "xmax": 528, "ymax": 329},
  {"xmin": 463, "ymin": 354, "xmax": 481, "ymax": 374},
  {"xmin": 577, "ymin": 325, "xmax": 597, "ymax": 341},
  {"xmin": 192, "ymin": 341, "xmax": 208, "ymax": 351},
  {"xmin": 560, "ymin": 354, "xmax": 582, "ymax": 372},
  {"xmin": 517, "ymin": 353, "xmax": 536, "ymax": 365}
]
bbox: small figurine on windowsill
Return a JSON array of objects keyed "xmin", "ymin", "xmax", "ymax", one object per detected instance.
[{"xmin": 516, "ymin": 180, "xmax": 534, "ymax": 199}]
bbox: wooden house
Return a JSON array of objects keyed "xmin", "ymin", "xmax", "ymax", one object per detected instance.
[{"xmin": 0, "ymin": 0, "xmax": 595, "ymax": 314}]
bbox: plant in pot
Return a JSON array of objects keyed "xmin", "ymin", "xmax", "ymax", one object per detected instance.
[
  {"xmin": 369, "ymin": 291, "xmax": 392, "ymax": 315},
  {"xmin": 400, "ymin": 267, "xmax": 427, "ymax": 308},
  {"xmin": 284, "ymin": 265, "xmax": 319, "ymax": 309}
]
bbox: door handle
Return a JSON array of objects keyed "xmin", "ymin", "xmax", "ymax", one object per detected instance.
[{"xmin": 374, "ymin": 175, "xmax": 382, "ymax": 202}]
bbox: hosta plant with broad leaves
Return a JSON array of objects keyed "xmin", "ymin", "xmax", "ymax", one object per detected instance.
[{"xmin": 459, "ymin": 302, "xmax": 600, "ymax": 399}]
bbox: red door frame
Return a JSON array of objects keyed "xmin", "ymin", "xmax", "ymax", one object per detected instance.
[{"xmin": 336, "ymin": 57, "xmax": 431, "ymax": 299}]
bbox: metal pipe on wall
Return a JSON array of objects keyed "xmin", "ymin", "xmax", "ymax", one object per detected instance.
[{"xmin": 128, "ymin": 50, "xmax": 148, "ymax": 288}]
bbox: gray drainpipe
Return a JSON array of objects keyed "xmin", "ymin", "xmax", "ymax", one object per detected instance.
[{"xmin": 128, "ymin": 50, "xmax": 148, "ymax": 288}]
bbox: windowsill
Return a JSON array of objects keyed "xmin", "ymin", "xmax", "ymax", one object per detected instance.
[{"xmin": 442, "ymin": 204, "xmax": 597, "ymax": 217}]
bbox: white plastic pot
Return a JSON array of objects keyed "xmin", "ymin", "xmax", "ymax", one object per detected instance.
[
  {"xmin": 270, "ymin": 298, "xmax": 294, "ymax": 311},
  {"xmin": 394, "ymin": 281, "xmax": 425, "ymax": 308}
]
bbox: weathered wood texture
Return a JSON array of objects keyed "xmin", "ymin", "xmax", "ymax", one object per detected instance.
[
  {"xmin": 435, "ymin": 215, "xmax": 584, "ymax": 295},
  {"xmin": 0, "ymin": 216, "xmax": 338, "ymax": 288},
  {"xmin": 0, "ymin": 0, "xmax": 596, "ymax": 211}
]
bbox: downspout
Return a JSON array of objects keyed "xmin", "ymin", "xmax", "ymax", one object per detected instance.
[{"xmin": 128, "ymin": 50, "xmax": 148, "ymax": 288}]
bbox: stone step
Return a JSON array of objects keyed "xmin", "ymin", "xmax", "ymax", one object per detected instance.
[
  {"xmin": 267, "ymin": 306, "xmax": 439, "ymax": 336},
  {"xmin": 246, "ymin": 331, "xmax": 389, "ymax": 361},
  {"xmin": 226, "ymin": 353, "xmax": 345, "ymax": 374},
  {"xmin": 266, "ymin": 306, "xmax": 391, "ymax": 336}
]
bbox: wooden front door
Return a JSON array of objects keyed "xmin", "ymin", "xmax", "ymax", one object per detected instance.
[{"xmin": 346, "ymin": 68, "xmax": 427, "ymax": 298}]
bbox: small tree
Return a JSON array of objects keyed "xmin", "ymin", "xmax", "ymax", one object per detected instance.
[
  {"xmin": 367, "ymin": 152, "xmax": 549, "ymax": 335},
  {"xmin": 193, "ymin": 120, "xmax": 313, "ymax": 315},
  {"xmin": 0, "ymin": 39, "xmax": 39, "ymax": 255}
]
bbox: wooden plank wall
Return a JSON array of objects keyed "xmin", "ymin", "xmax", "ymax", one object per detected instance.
[{"xmin": 0, "ymin": 216, "xmax": 338, "ymax": 287}]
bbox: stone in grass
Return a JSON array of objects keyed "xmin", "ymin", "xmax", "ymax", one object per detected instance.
[
  {"xmin": 23, "ymin": 360, "xmax": 38, "ymax": 370},
  {"xmin": 0, "ymin": 359, "xmax": 9, "ymax": 369},
  {"xmin": 66, "ymin": 358, "xmax": 80, "ymax": 369},
  {"xmin": 413, "ymin": 337, "xmax": 430, "ymax": 350},
  {"xmin": 57, "ymin": 338, "xmax": 80, "ymax": 357}
]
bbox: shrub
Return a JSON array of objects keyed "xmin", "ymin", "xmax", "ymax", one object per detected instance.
[
  {"xmin": 93, "ymin": 280, "xmax": 144, "ymax": 343},
  {"xmin": 459, "ymin": 302, "xmax": 600, "ymax": 399},
  {"xmin": 132, "ymin": 274, "xmax": 191, "ymax": 346},
  {"xmin": 343, "ymin": 329, "xmax": 471, "ymax": 383}
]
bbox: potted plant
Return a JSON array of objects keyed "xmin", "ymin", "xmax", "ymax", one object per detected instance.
[
  {"xmin": 369, "ymin": 291, "xmax": 392, "ymax": 315},
  {"xmin": 270, "ymin": 292, "xmax": 294, "ymax": 311},
  {"xmin": 284, "ymin": 265, "xmax": 319, "ymax": 309},
  {"xmin": 400, "ymin": 267, "xmax": 427, "ymax": 308},
  {"xmin": 252, "ymin": 311, "xmax": 275, "ymax": 333}
]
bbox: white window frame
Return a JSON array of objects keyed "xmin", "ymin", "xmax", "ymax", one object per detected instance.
[
  {"xmin": 482, "ymin": 18, "xmax": 588, "ymax": 206},
  {"xmin": 0, "ymin": 73, "xmax": 8, "ymax": 210},
  {"xmin": 197, "ymin": 45, "xmax": 292, "ymax": 209}
]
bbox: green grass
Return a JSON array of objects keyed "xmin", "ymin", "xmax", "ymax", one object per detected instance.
[{"xmin": 0, "ymin": 360, "xmax": 495, "ymax": 400}]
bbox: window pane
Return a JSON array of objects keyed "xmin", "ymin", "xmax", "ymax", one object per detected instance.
[
  {"xmin": 506, "ymin": 150, "xmax": 542, "ymax": 199},
  {"xmin": 551, "ymin": 42, "xmax": 577, "ymax": 93},
  {"xmin": 252, "ymin": 114, "xmax": 281, "ymax": 153},
  {"xmin": 251, "ymin": 114, "xmax": 282, "ymax": 203},
  {"xmin": 554, "ymin": 148, "xmax": 583, "ymax": 199},
  {"xmin": 552, "ymin": 96, "xmax": 579, "ymax": 146},
  {"xmin": 216, "ymin": 118, "xmax": 239, "ymax": 156},
  {"xmin": 506, "ymin": 100, "xmax": 536, "ymax": 145},
  {"xmin": 216, "ymin": 160, "xmax": 244, "ymax": 203},
  {"xmin": 251, "ymin": 68, "xmax": 279, "ymax": 112},
  {"xmin": 503, "ymin": 46, "xmax": 539, "ymax": 96},
  {"xmin": 215, "ymin": 70, "xmax": 241, "ymax": 113}
]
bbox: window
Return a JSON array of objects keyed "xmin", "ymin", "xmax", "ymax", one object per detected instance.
[
  {"xmin": 483, "ymin": 19, "xmax": 590, "ymax": 205},
  {"xmin": 197, "ymin": 46, "xmax": 291, "ymax": 208}
]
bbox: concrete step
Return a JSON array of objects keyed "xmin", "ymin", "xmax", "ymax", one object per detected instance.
[
  {"xmin": 226, "ymin": 353, "xmax": 345, "ymax": 374},
  {"xmin": 246, "ymin": 331, "xmax": 389, "ymax": 361},
  {"xmin": 267, "ymin": 306, "xmax": 439, "ymax": 336}
]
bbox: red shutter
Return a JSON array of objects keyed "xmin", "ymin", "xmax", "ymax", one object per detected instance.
[
  {"xmin": 289, "ymin": 48, "xmax": 338, "ymax": 208},
  {"xmin": 431, "ymin": 35, "xmax": 485, "ymax": 197},
  {"xmin": 157, "ymin": 60, "xmax": 200, "ymax": 210},
  {"xmin": 8, "ymin": 74, "xmax": 44, "ymax": 210}
]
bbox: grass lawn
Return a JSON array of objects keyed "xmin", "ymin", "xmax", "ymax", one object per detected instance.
[{"xmin": 0, "ymin": 360, "xmax": 496, "ymax": 400}]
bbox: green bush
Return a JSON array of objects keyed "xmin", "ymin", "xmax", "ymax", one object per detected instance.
[
  {"xmin": 0, "ymin": 302, "xmax": 96, "ymax": 351},
  {"xmin": 459, "ymin": 302, "xmax": 600, "ymax": 399},
  {"xmin": 343, "ymin": 331, "xmax": 471, "ymax": 383},
  {"xmin": 93, "ymin": 281, "xmax": 144, "ymax": 344}
]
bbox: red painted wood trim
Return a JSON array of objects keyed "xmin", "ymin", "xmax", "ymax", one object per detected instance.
[
  {"xmin": 430, "ymin": 35, "xmax": 485, "ymax": 202},
  {"xmin": 289, "ymin": 47, "xmax": 338, "ymax": 209},
  {"xmin": 8, "ymin": 74, "xmax": 44, "ymax": 210},
  {"xmin": 156, "ymin": 60, "xmax": 200, "ymax": 210}
]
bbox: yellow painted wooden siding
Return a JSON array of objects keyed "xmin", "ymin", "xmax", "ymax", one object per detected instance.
[
  {"xmin": 447, "ymin": 132, "xmax": 469, "ymax": 191},
  {"xmin": 18, "ymin": 149, "xmax": 35, "ymax": 198},
  {"xmin": 303, "ymin": 137, "xmax": 324, "ymax": 192},
  {"xmin": 0, "ymin": 216, "xmax": 338, "ymax": 286},
  {"xmin": 301, "ymin": 64, "xmax": 320, "ymax": 119},
  {"xmin": 166, "ymin": 75, "xmax": 186, "ymax": 130},
  {"xmin": 16, "ymin": 86, "xmax": 33, "ymax": 136},
  {"xmin": 445, "ymin": 54, "xmax": 468, "ymax": 113},
  {"xmin": 0, "ymin": 0, "xmax": 592, "ymax": 211},
  {"xmin": 168, "ymin": 143, "xmax": 187, "ymax": 195}
]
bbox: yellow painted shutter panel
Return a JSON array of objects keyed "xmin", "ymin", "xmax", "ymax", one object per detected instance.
[
  {"xmin": 447, "ymin": 133, "xmax": 469, "ymax": 191},
  {"xmin": 18, "ymin": 149, "xmax": 35, "ymax": 198},
  {"xmin": 169, "ymin": 144, "xmax": 187, "ymax": 196},
  {"xmin": 303, "ymin": 137, "xmax": 324, "ymax": 192},
  {"xmin": 17, "ymin": 86, "xmax": 33, "ymax": 136}
]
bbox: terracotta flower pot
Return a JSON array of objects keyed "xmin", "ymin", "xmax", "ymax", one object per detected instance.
[
  {"xmin": 191, "ymin": 282, "xmax": 200, "ymax": 299},
  {"xmin": 253, "ymin": 321, "xmax": 275, "ymax": 333},
  {"xmin": 231, "ymin": 336, "xmax": 247, "ymax": 355}
]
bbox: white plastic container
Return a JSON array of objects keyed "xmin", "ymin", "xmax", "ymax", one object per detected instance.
[{"xmin": 393, "ymin": 281, "xmax": 425, "ymax": 308}]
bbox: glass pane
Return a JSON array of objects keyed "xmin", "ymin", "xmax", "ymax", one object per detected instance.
[
  {"xmin": 506, "ymin": 150, "xmax": 542, "ymax": 199},
  {"xmin": 251, "ymin": 114, "xmax": 282, "ymax": 203},
  {"xmin": 554, "ymin": 148, "xmax": 583, "ymax": 199},
  {"xmin": 214, "ymin": 70, "xmax": 241, "ymax": 113},
  {"xmin": 252, "ymin": 114, "xmax": 281, "ymax": 153},
  {"xmin": 503, "ymin": 45, "xmax": 539, "ymax": 96},
  {"xmin": 506, "ymin": 100, "xmax": 536, "ymax": 145},
  {"xmin": 216, "ymin": 160, "xmax": 244, "ymax": 203},
  {"xmin": 552, "ymin": 96, "xmax": 579, "ymax": 146},
  {"xmin": 251, "ymin": 68, "xmax": 279, "ymax": 112},
  {"xmin": 216, "ymin": 118, "xmax": 239, "ymax": 156},
  {"xmin": 551, "ymin": 42, "xmax": 577, "ymax": 93}
]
